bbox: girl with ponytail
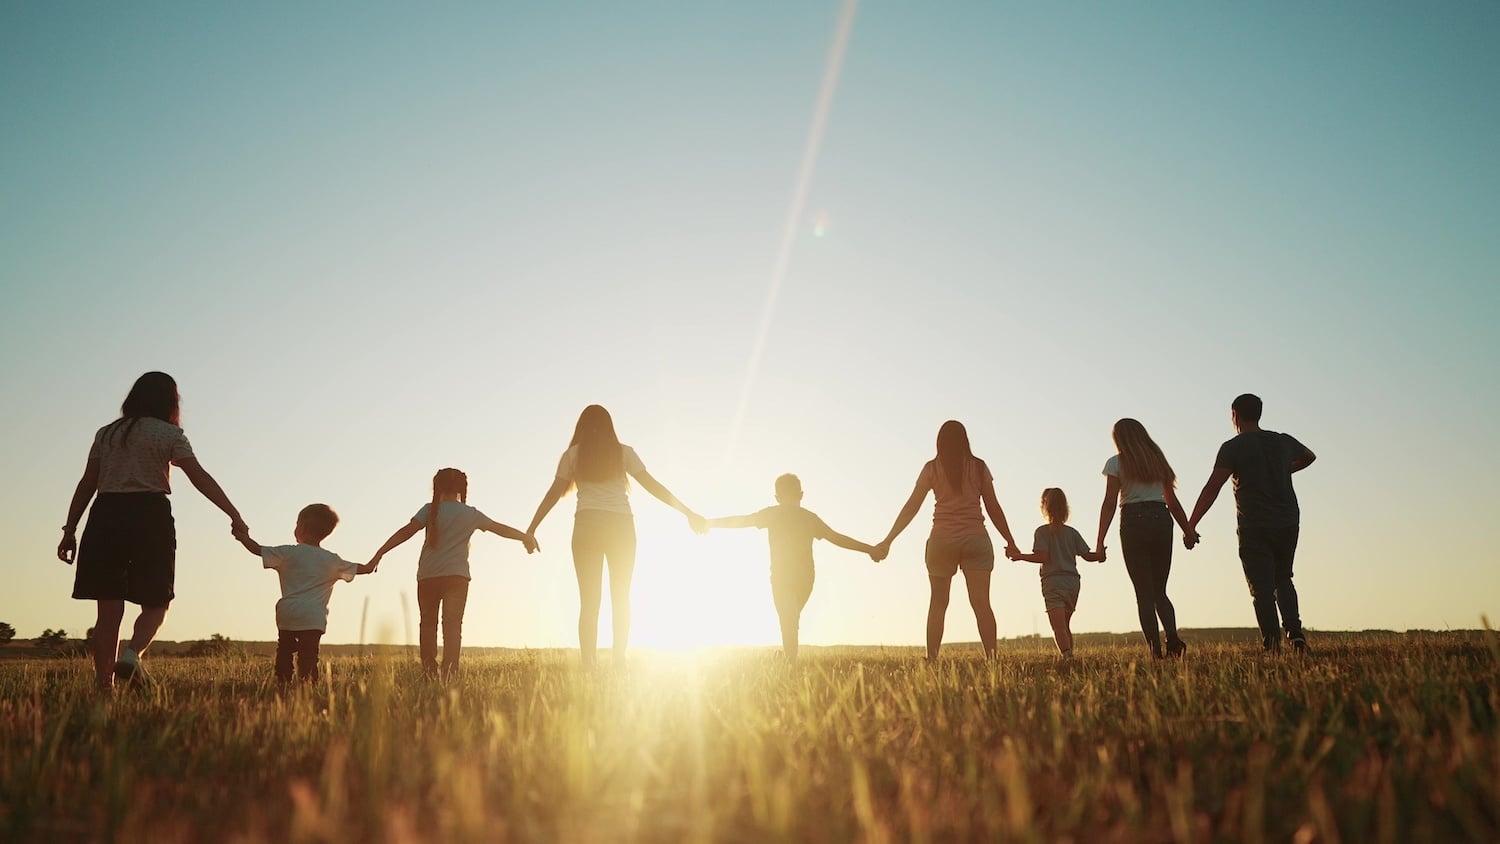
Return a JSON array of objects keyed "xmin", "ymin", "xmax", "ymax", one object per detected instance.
[
  {"xmin": 874, "ymin": 420, "xmax": 1020, "ymax": 660},
  {"xmin": 525, "ymin": 405, "xmax": 705, "ymax": 669},
  {"xmin": 369, "ymin": 468, "xmax": 536, "ymax": 676},
  {"xmin": 1095, "ymin": 418, "xmax": 1195, "ymax": 659}
]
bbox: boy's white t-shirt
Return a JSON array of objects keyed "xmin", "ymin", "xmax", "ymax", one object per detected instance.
[
  {"xmin": 1103, "ymin": 455, "xmax": 1166, "ymax": 505},
  {"xmin": 412, "ymin": 501, "xmax": 491, "ymax": 580},
  {"xmin": 262, "ymin": 544, "xmax": 359, "ymax": 632},
  {"xmin": 555, "ymin": 444, "xmax": 649, "ymax": 515}
]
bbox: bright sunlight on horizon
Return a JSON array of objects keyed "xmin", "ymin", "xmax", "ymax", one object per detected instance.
[{"xmin": 3, "ymin": 2, "xmax": 1498, "ymax": 651}]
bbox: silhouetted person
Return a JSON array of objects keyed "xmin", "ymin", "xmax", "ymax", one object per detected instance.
[
  {"xmin": 525, "ymin": 405, "xmax": 704, "ymax": 669},
  {"xmin": 1008, "ymin": 488, "xmax": 1105, "ymax": 660},
  {"xmin": 1094, "ymin": 419, "xmax": 1196, "ymax": 659},
  {"xmin": 705, "ymin": 473, "xmax": 880, "ymax": 663},
  {"xmin": 370, "ymin": 468, "xmax": 535, "ymax": 677},
  {"xmin": 58, "ymin": 372, "xmax": 248, "ymax": 690},
  {"xmin": 234, "ymin": 504, "xmax": 376, "ymax": 684},
  {"xmin": 1186, "ymin": 394, "xmax": 1317, "ymax": 652},
  {"xmin": 875, "ymin": 420, "xmax": 1019, "ymax": 660}
]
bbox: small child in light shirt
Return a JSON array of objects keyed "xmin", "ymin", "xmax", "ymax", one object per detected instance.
[
  {"xmin": 235, "ymin": 503, "xmax": 375, "ymax": 683},
  {"xmin": 1007, "ymin": 488, "xmax": 1105, "ymax": 659}
]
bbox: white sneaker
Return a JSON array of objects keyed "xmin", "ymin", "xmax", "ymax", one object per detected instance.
[{"xmin": 114, "ymin": 646, "xmax": 143, "ymax": 684}]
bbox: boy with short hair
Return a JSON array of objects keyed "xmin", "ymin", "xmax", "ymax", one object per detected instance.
[
  {"xmin": 706, "ymin": 474, "xmax": 880, "ymax": 662},
  {"xmin": 235, "ymin": 503, "xmax": 375, "ymax": 683}
]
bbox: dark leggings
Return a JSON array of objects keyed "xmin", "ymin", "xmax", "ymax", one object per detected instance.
[
  {"xmin": 1119, "ymin": 502, "xmax": 1179, "ymax": 652},
  {"xmin": 276, "ymin": 629, "xmax": 322, "ymax": 683},
  {"xmin": 417, "ymin": 575, "xmax": 470, "ymax": 673}
]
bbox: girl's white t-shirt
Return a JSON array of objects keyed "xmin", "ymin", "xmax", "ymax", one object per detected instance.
[
  {"xmin": 555, "ymin": 444, "xmax": 649, "ymax": 515},
  {"xmin": 1103, "ymin": 455, "xmax": 1166, "ymax": 505},
  {"xmin": 411, "ymin": 501, "xmax": 491, "ymax": 580},
  {"xmin": 262, "ymin": 544, "xmax": 359, "ymax": 632},
  {"xmin": 90, "ymin": 417, "xmax": 195, "ymax": 494}
]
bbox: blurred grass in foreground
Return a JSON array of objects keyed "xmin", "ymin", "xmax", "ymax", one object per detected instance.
[{"xmin": 1, "ymin": 632, "xmax": 1496, "ymax": 842}]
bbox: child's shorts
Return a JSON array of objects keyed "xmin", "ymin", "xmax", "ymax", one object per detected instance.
[
  {"xmin": 925, "ymin": 534, "xmax": 995, "ymax": 577},
  {"xmin": 73, "ymin": 492, "xmax": 176, "ymax": 607},
  {"xmin": 1041, "ymin": 574, "xmax": 1080, "ymax": 612}
]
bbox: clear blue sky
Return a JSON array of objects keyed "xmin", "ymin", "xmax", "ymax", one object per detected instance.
[{"xmin": 3, "ymin": 2, "xmax": 1497, "ymax": 647}]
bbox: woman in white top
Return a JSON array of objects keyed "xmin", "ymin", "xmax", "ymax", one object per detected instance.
[
  {"xmin": 874, "ymin": 420, "xmax": 1019, "ymax": 660},
  {"xmin": 1095, "ymin": 418, "xmax": 1197, "ymax": 659},
  {"xmin": 57, "ymin": 372, "xmax": 247, "ymax": 689},
  {"xmin": 525, "ymin": 405, "xmax": 704, "ymax": 667}
]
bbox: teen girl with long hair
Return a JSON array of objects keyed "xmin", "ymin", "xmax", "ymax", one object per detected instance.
[
  {"xmin": 874, "ymin": 420, "xmax": 1019, "ymax": 660},
  {"xmin": 525, "ymin": 405, "xmax": 704, "ymax": 668},
  {"xmin": 1095, "ymin": 418, "xmax": 1196, "ymax": 658},
  {"xmin": 369, "ymin": 468, "xmax": 535, "ymax": 676},
  {"xmin": 58, "ymin": 371, "xmax": 247, "ymax": 689}
]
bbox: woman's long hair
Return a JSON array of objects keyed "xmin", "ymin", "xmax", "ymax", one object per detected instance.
[
  {"xmin": 103, "ymin": 371, "xmax": 181, "ymax": 447},
  {"xmin": 426, "ymin": 468, "xmax": 468, "ymax": 547},
  {"xmin": 935, "ymin": 420, "xmax": 978, "ymax": 495},
  {"xmin": 570, "ymin": 405, "xmax": 625, "ymax": 483},
  {"xmin": 1112, "ymin": 418, "xmax": 1176, "ymax": 487}
]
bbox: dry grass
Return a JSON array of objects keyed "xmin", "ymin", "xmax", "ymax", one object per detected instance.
[{"xmin": 1, "ymin": 633, "xmax": 1497, "ymax": 842}]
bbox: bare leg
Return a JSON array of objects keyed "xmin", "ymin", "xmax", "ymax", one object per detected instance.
[
  {"xmin": 605, "ymin": 520, "xmax": 638, "ymax": 664},
  {"xmin": 926, "ymin": 576, "xmax": 952, "ymax": 660},
  {"xmin": 127, "ymin": 605, "xmax": 168, "ymax": 655},
  {"xmin": 1047, "ymin": 607, "xmax": 1073, "ymax": 655},
  {"xmin": 573, "ymin": 549, "xmax": 604, "ymax": 668},
  {"xmin": 962, "ymin": 569, "xmax": 997, "ymax": 658},
  {"xmin": 92, "ymin": 601, "xmax": 126, "ymax": 689}
]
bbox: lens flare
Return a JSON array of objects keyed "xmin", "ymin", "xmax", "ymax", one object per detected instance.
[{"xmin": 813, "ymin": 210, "xmax": 829, "ymax": 238}]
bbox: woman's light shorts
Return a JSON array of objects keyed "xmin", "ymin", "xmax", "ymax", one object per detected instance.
[{"xmin": 924, "ymin": 533, "xmax": 995, "ymax": 577}]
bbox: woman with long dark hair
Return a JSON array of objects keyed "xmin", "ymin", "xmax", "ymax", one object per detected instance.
[
  {"xmin": 525, "ymin": 405, "xmax": 704, "ymax": 667},
  {"xmin": 57, "ymin": 372, "xmax": 247, "ymax": 689},
  {"xmin": 874, "ymin": 421, "xmax": 1019, "ymax": 660},
  {"xmin": 1094, "ymin": 418, "xmax": 1196, "ymax": 658}
]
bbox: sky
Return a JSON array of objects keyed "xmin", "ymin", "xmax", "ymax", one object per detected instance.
[{"xmin": 2, "ymin": 2, "xmax": 1497, "ymax": 650}]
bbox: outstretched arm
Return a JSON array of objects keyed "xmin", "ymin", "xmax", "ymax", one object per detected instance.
[
  {"xmin": 484, "ymin": 517, "xmax": 538, "ymax": 553},
  {"xmin": 1080, "ymin": 547, "xmax": 1106, "ymax": 563},
  {"xmin": 1164, "ymin": 486, "xmax": 1192, "ymax": 535},
  {"xmin": 236, "ymin": 533, "xmax": 263, "ymax": 556},
  {"xmin": 632, "ymin": 470, "xmax": 704, "ymax": 531},
  {"xmin": 58, "ymin": 457, "xmax": 101, "ymax": 563},
  {"xmin": 526, "ymin": 477, "xmax": 571, "ymax": 537},
  {"xmin": 707, "ymin": 514, "xmax": 760, "ymax": 530},
  {"xmin": 878, "ymin": 483, "xmax": 928, "ymax": 551},
  {"xmin": 178, "ymin": 457, "xmax": 247, "ymax": 536},
  {"xmin": 1187, "ymin": 467, "xmax": 1233, "ymax": 531},
  {"xmin": 370, "ymin": 520, "xmax": 423, "ymax": 568},
  {"xmin": 1011, "ymin": 550, "xmax": 1046, "ymax": 565},
  {"xmin": 823, "ymin": 529, "xmax": 876, "ymax": 556},
  {"xmin": 1096, "ymin": 475, "xmax": 1119, "ymax": 551},
  {"xmin": 980, "ymin": 479, "xmax": 1018, "ymax": 554}
]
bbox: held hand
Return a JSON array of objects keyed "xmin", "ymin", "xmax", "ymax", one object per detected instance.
[
  {"xmin": 1182, "ymin": 530, "xmax": 1199, "ymax": 550},
  {"xmin": 687, "ymin": 513, "xmax": 708, "ymax": 535},
  {"xmin": 1097, "ymin": 545, "xmax": 1107, "ymax": 563},
  {"xmin": 1004, "ymin": 543, "xmax": 1020, "ymax": 561},
  {"xmin": 367, "ymin": 553, "xmax": 383, "ymax": 572},
  {"xmin": 869, "ymin": 544, "xmax": 887, "ymax": 563},
  {"xmin": 522, "ymin": 533, "xmax": 540, "ymax": 554},
  {"xmin": 231, "ymin": 518, "xmax": 250, "ymax": 541},
  {"xmin": 57, "ymin": 532, "xmax": 77, "ymax": 564}
]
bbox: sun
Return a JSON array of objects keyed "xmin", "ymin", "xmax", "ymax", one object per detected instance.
[{"xmin": 623, "ymin": 512, "xmax": 779, "ymax": 651}]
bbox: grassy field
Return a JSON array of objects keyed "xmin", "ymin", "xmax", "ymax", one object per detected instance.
[{"xmin": 1, "ymin": 633, "xmax": 1496, "ymax": 842}]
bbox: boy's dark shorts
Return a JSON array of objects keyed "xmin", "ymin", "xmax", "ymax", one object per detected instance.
[{"xmin": 73, "ymin": 492, "xmax": 176, "ymax": 607}]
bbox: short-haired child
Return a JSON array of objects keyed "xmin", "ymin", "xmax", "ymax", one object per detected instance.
[
  {"xmin": 706, "ymin": 474, "xmax": 879, "ymax": 662},
  {"xmin": 236, "ymin": 503, "xmax": 375, "ymax": 683},
  {"xmin": 1007, "ymin": 488, "xmax": 1105, "ymax": 659}
]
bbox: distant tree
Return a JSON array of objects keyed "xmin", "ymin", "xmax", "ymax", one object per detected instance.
[
  {"xmin": 0, "ymin": 622, "xmax": 14, "ymax": 644},
  {"xmin": 35, "ymin": 629, "xmax": 69, "ymax": 654},
  {"xmin": 185, "ymin": 633, "xmax": 245, "ymax": 659}
]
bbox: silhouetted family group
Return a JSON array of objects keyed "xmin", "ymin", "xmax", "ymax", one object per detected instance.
[{"xmin": 59, "ymin": 372, "xmax": 1316, "ymax": 689}]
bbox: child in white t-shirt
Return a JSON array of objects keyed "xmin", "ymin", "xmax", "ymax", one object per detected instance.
[
  {"xmin": 369, "ymin": 468, "xmax": 536, "ymax": 677},
  {"xmin": 235, "ymin": 503, "xmax": 374, "ymax": 683},
  {"xmin": 1007, "ymin": 488, "xmax": 1105, "ymax": 659}
]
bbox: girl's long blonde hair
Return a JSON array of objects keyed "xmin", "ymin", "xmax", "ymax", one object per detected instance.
[
  {"xmin": 1041, "ymin": 488, "xmax": 1069, "ymax": 527},
  {"xmin": 426, "ymin": 468, "xmax": 468, "ymax": 547},
  {"xmin": 1112, "ymin": 418, "xmax": 1176, "ymax": 487}
]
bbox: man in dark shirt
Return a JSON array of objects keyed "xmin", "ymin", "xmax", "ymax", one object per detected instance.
[{"xmin": 1186, "ymin": 394, "xmax": 1317, "ymax": 651}]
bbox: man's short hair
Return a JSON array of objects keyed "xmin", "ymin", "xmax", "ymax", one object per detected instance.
[
  {"xmin": 1232, "ymin": 393, "xmax": 1263, "ymax": 423},
  {"xmin": 774, "ymin": 473, "xmax": 802, "ymax": 500},
  {"xmin": 297, "ymin": 503, "xmax": 339, "ymax": 541}
]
